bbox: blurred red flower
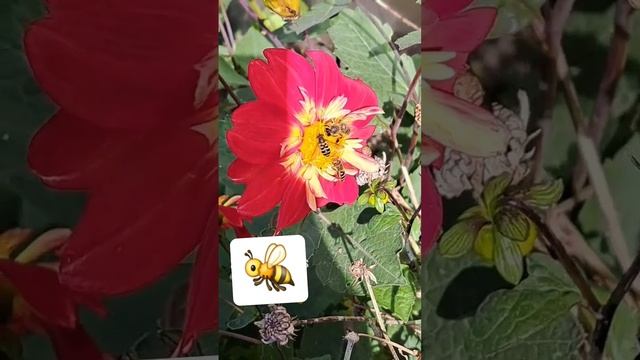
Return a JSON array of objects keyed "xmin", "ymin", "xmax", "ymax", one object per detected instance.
[
  {"xmin": 219, "ymin": 195, "xmax": 251, "ymax": 238},
  {"xmin": 227, "ymin": 49, "xmax": 382, "ymax": 231},
  {"xmin": 421, "ymin": 0, "xmax": 500, "ymax": 256},
  {"xmin": 0, "ymin": 229, "xmax": 105, "ymax": 360},
  {"xmin": 23, "ymin": 0, "xmax": 218, "ymax": 354}
]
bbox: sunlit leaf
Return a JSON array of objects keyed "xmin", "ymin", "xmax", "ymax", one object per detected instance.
[
  {"xmin": 522, "ymin": 179, "xmax": 564, "ymax": 209},
  {"xmin": 494, "ymin": 207, "xmax": 529, "ymax": 242},
  {"xmin": 493, "ymin": 229, "xmax": 523, "ymax": 284},
  {"xmin": 439, "ymin": 219, "xmax": 483, "ymax": 258},
  {"xmin": 482, "ymin": 172, "xmax": 512, "ymax": 217}
]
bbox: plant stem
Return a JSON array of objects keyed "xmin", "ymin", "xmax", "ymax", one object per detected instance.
[
  {"xmin": 363, "ymin": 275, "xmax": 400, "ymax": 360},
  {"xmin": 356, "ymin": 333, "xmax": 419, "ymax": 358},
  {"xmin": 219, "ymin": 330, "xmax": 262, "ymax": 345},
  {"xmin": 294, "ymin": 316, "xmax": 369, "ymax": 326},
  {"xmin": 220, "ymin": 75, "xmax": 242, "ymax": 107},
  {"xmin": 591, "ymin": 249, "xmax": 640, "ymax": 358}
]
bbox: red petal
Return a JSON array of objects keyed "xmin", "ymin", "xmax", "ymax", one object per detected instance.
[
  {"xmin": 28, "ymin": 111, "xmax": 138, "ymax": 190},
  {"xmin": 227, "ymin": 102, "xmax": 297, "ymax": 165},
  {"xmin": 45, "ymin": 324, "xmax": 104, "ymax": 360},
  {"xmin": 422, "ymin": 169, "xmax": 442, "ymax": 255},
  {"xmin": 0, "ymin": 261, "xmax": 76, "ymax": 328},
  {"xmin": 228, "ymin": 159, "xmax": 266, "ymax": 183},
  {"xmin": 59, "ymin": 130, "xmax": 216, "ymax": 295},
  {"xmin": 276, "ymin": 177, "xmax": 310, "ymax": 231},
  {"xmin": 24, "ymin": 0, "xmax": 216, "ymax": 130},
  {"xmin": 339, "ymin": 77, "xmax": 379, "ymax": 114},
  {"xmin": 248, "ymin": 49, "xmax": 315, "ymax": 114},
  {"xmin": 307, "ymin": 50, "xmax": 341, "ymax": 108},
  {"xmin": 177, "ymin": 209, "xmax": 218, "ymax": 355},
  {"xmin": 220, "ymin": 205, "xmax": 244, "ymax": 228},
  {"xmin": 321, "ymin": 176, "xmax": 358, "ymax": 205},
  {"xmin": 427, "ymin": 0, "xmax": 473, "ymax": 18},
  {"xmin": 423, "ymin": 8, "xmax": 497, "ymax": 52},
  {"xmin": 238, "ymin": 165, "xmax": 288, "ymax": 218}
]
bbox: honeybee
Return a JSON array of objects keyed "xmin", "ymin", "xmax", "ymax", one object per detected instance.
[
  {"xmin": 332, "ymin": 159, "xmax": 346, "ymax": 182},
  {"xmin": 244, "ymin": 243, "xmax": 295, "ymax": 292},
  {"xmin": 317, "ymin": 134, "xmax": 331, "ymax": 157},
  {"xmin": 263, "ymin": 0, "xmax": 300, "ymax": 20},
  {"xmin": 324, "ymin": 119, "xmax": 350, "ymax": 138}
]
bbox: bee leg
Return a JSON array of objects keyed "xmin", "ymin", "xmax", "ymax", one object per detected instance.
[
  {"xmin": 253, "ymin": 278, "xmax": 264, "ymax": 286},
  {"xmin": 279, "ymin": 284, "xmax": 287, "ymax": 291},
  {"xmin": 265, "ymin": 280, "xmax": 272, "ymax": 291},
  {"xmin": 271, "ymin": 280, "xmax": 280, "ymax": 292}
]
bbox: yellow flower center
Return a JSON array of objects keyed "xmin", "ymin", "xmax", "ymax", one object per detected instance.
[{"xmin": 299, "ymin": 120, "xmax": 344, "ymax": 171}]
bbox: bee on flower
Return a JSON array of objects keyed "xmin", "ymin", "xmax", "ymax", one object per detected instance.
[{"xmin": 227, "ymin": 49, "xmax": 383, "ymax": 231}]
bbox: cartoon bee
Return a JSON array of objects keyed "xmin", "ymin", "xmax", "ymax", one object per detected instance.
[
  {"xmin": 263, "ymin": 0, "xmax": 300, "ymax": 20},
  {"xmin": 317, "ymin": 134, "xmax": 331, "ymax": 157},
  {"xmin": 244, "ymin": 243, "xmax": 295, "ymax": 292},
  {"xmin": 332, "ymin": 159, "xmax": 345, "ymax": 182}
]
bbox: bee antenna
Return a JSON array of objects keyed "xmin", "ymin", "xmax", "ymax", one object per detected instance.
[{"xmin": 244, "ymin": 250, "xmax": 253, "ymax": 259}]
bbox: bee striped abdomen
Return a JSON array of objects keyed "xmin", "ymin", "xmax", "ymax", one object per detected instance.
[
  {"xmin": 317, "ymin": 135, "xmax": 331, "ymax": 157},
  {"xmin": 274, "ymin": 265, "xmax": 294, "ymax": 285}
]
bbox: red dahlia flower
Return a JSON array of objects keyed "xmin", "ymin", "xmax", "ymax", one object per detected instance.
[
  {"xmin": 228, "ymin": 49, "xmax": 382, "ymax": 231},
  {"xmin": 421, "ymin": 0, "xmax": 504, "ymax": 256},
  {"xmin": 24, "ymin": 0, "xmax": 218, "ymax": 354}
]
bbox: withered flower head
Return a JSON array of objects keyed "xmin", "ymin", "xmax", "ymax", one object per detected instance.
[
  {"xmin": 349, "ymin": 259, "xmax": 377, "ymax": 284},
  {"xmin": 254, "ymin": 305, "xmax": 296, "ymax": 346}
]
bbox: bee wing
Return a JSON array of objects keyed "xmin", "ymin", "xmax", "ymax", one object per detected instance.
[{"xmin": 265, "ymin": 244, "xmax": 287, "ymax": 267}]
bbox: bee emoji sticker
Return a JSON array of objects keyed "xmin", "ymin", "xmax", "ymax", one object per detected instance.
[
  {"xmin": 244, "ymin": 243, "xmax": 295, "ymax": 291},
  {"xmin": 231, "ymin": 235, "xmax": 308, "ymax": 306}
]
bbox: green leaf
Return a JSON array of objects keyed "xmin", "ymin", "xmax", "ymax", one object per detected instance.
[
  {"xmin": 472, "ymin": 0, "xmax": 545, "ymax": 38},
  {"xmin": 219, "ymin": 55, "xmax": 248, "ymax": 88},
  {"xmin": 578, "ymin": 134, "xmax": 640, "ymax": 254},
  {"xmin": 458, "ymin": 205, "xmax": 485, "ymax": 221},
  {"xmin": 374, "ymin": 196, "xmax": 385, "ymax": 213},
  {"xmin": 328, "ymin": 8, "xmax": 410, "ymax": 108},
  {"xmin": 605, "ymin": 301, "xmax": 640, "ymax": 360},
  {"xmin": 233, "ymin": 27, "xmax": 273, "ymax": 73},
  {"xmin": 481, "ymin": 172, "xmax": 512, "ymax": 216},
  {"xmin": 494, "ymin": 207, "xmax": 530, "ymax": 242},
  {"xmin": 227, "ymin": 306, "xmax": 259, "ymax": 330},
  {"xmin": 438, "ymin": 219, "xmax": 481, "ymax": 258},
  {"xmin": 307, "ymin": 204, "xmax": 406, "ymax": 295},
  {"xmin": 493, "ymin": 230, "xmax": 523, "ymax": 284},
  {"xmin": 424, "ymin": 252, "xmax": 584, "ymax": 359},
  {"xmin": 289, "ymin": 0, "xmax": 350, "ymax": 34},
  {"xmin": 522, "ymin": 179, "xmax": 564, "ymax": 209},
  {"xmin": 373, "ymin": 267, "xmax": 417, "ymax": 321},
  {"xmin": 395, "ymin": 30, "xmax": 420, "ymax": 51}
]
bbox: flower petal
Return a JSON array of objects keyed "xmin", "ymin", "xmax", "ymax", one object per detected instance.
[
  {"xmin": 177, "ymin": 210, "xmax": 218, "ymax": 356},
  {"xmin": 237, "ymin": 164, "xmax": 288, "ymax": 218},
  {"xmin": 307, "ymin": 50, "xmax": 342, "ymax": 108},
  {"xmin": 423, "ymin": 8, "xmax": 497, "ymax": 52},
  {"xmin": 24, "ymin": 0, "xmax": 216, "ymax": 129},
  {"xmin": 28, "ymin": 111, "xmax": 138, "ymax": 190},
  {"xmin": 423, "ymin": 87, "xmax": 509, "ymax": 157},
  {"xmin": 248, "ymin": 49, "xmax": 315, "ymax": 114},
  {"xmin": 45, "ymin": 324, "xmax": 104, "ymax": 360},
  {"xmin": 422, "ymin": 169, "xmax": 443, "ymax": 255},
  {"xmin": 59, "ymin": 131, "xmax": 215, "ymax": 295},
  {"xmin": 428, "ymin": 0, "xmax": 473, "ymax": 18},
  {"xmin": 342, "ymin": 148, "xmax": 380, "ymax": 173},
  {"xmin": 227, "ymin": 102, "xmax": 298, "ymax": 164},
  {"xmin": 276, "ymin": 177, "xmax": 310, "ymax": 231},
  {"xmin": 321, "ymin": 176, "xmax": 359, "ymax": 205},
  {"xmin": 0, "ymin": 260, "xmax": 76, "ymax": 328}
]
